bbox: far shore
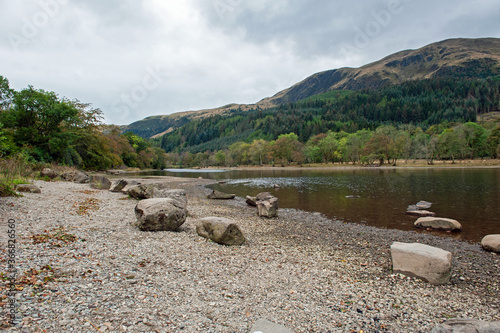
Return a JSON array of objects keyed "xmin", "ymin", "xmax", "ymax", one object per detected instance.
[{"xmin": 140, "ymin": 159, "xmax": 500, "ymax": 173}]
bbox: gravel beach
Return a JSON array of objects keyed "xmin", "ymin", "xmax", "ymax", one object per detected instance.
[{"xmin": 1, "ymin": 176, "xmax": 499, "ymax": 332}]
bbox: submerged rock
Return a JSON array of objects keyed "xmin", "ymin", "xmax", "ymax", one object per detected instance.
[
  {"xmin": 416, "ymin": 201, "xmax": 432, "ymax": 209},
  {"xmin": 207, "ymin": 190, "xmax": 235, "ymax": 200},
  {"xmin": 406, "ymin": 210, "xmax": 436, "ymax": 217}
]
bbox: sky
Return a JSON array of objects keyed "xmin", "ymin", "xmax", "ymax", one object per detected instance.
[{"xmin": 1, "ymin": 0, "xmax": 499, "ymax": 125}]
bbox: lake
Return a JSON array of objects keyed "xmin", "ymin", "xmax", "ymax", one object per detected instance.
[{"xmin": 139, "ymin": 167, "xmax": 500, "ymax": 243}]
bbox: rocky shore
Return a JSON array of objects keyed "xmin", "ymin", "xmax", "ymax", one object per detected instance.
[{"xmin": 1, "ymin": 176, "xmax": 499, "ymax": 332}]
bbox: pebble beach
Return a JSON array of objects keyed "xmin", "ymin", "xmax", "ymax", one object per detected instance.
[{"xmin": 1, "ymin": 176, "xmax": 499, "ymax": 332}]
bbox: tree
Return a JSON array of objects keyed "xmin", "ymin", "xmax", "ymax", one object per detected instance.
[
  {"xmin": 1, "ymin": 86, "xmax": 80, "ymax": 162},
  {"xmin": 229, "ymin": 142, "xmax": 250, "ymax": 165},
  {"xmin": 486, "ymin": 126, "xmax": 500, "ymax": 158},
  {"xmin": 437, "ymin": 129, "xmax": 463, "ymax": 163},
  {"xmin": 342, "ymin": 130, "xmax": 371, "ymax": 164},
  {"xmin": 0, "ymin": 76, "xmax": 14, "ymax": 111},
  {"xmin": 249, "ymin": 139, "xmax": 270, "ymax": 165},
  {"xmin": 271, "ymin": 133, "xmax": 302, "ymax": 165}
]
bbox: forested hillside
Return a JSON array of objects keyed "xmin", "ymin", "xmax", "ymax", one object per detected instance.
[{"xmin": 160, "ymin": 77, "xmax": 500, "ymax": 154}]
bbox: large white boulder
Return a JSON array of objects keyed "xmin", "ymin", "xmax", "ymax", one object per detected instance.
[
  {"xmin": 133, "ymin": 198, "xmax": 187, "ymax": 231},
  {"xmin": 391, "ymin": 242, "xmax": 452, "ymax": 285},
  {"xmin": 481, "ymin": 234, "xmax": 500, "ymax": 253}
]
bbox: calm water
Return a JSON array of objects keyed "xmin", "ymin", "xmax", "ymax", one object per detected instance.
[{"xmin": 141, "ymin": 168, "xmax": 500, "ymax": 243}]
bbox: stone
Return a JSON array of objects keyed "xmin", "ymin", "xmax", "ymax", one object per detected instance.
[
  {"xmin": 481, "ymin": 234, "xmax": 500, "ymax": 253},
  {"xmin": 40, "ymin": 168, "xmax": 59, "ymax": 179},
  {"xmin": 430, "ymin": 318, "xmax": 500, "ymax": 333},
  {"xmin": 89, "ymin": 175, "xmax": 112, "ymax": 190},
  {"xmin": 246, "ymin": 196, "xmax": 257, "ymax": 206},
  {"xmin": 109, "ymin": 179, "xmax": 128, "ymax": 193},
  {"xmin": 250, "ymin": 318, "xmax": 294, "ymax": 333},
  {"xmin": 15, "ymin": 184, "xmax": 41, "ymax": 194},
  {"xmin": 133, "ymin": 198, "xmax": 187, "ymax": 231},
  {"xmin": 72, "ymin": 171, "xmax": 90, "ymax": 184},
  {"xmin": 207, "ymin": 189, "xmax": 235, "ymax": 200},
  {"xmin": 257, "ymin": 196, "xmax": 279, "ymax": 218},
  {"xmin": 416, "ymin": 201, "xmax": 432, "ymax": 209},
  {"xmin": 246, "ymin": 192, "xmax": 273, "ymax": 206},
  {"xmin": 153, "ymin": 189, "xmax": 188, "ymax": 209},
  {"xmin": 196, "ymin": 217, "xmax": 246, "ymax": 246},
  {"xmin": 391, "ymin": 242, "xmax": 452, "ymax": 285},
  {"xmin": 127, "ymin": 184, "xmax": 156, "ymax": 200},
  {"xmin": 405, "ymin": 210, "xmax": 436, "ymax": 217},
  {"xmin": 61, "ymin": 171, "xmax": 90, "ymax": 184},
  {"xmin": 121, "ymin": 180, "xmax": 140, "ymax": 194},
  {"xmin": 414, "ymin": 217, "xmax": 462, "ymax": 231}
]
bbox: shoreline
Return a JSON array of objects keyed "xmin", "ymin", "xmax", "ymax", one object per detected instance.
[{"xmin": 1, "ymin": 176, "xmax": 499, "ymax": 332}]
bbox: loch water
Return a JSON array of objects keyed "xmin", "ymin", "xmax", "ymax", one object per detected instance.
[{"xmin": 140, "ymin": 167, "xmax": 500, "ymax": 243}]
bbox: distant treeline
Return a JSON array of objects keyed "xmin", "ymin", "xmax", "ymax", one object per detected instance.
[
  {"xmin": 162, "ymin": 122, "xmax": 500, "ymax": 167},
  {"xmin": 160, "ymin": 77, "xmax": 500, "ymax": 154},
  {"xmin": 0, "ymin": 76, "xmax": 167, "ymax": 170}
]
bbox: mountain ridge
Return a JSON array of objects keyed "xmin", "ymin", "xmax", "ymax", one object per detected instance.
[{"xmin": 123, "ymin": 37, "xmax": 500, "ymax": 138}]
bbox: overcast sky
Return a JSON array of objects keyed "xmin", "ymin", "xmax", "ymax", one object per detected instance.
[{"xmin": 1, "ymin": 0, "xmax": 499, "ymax": 125}]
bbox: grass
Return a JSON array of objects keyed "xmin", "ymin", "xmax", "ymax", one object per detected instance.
[
  {"xmin": 0, "ymin": 153, "xmax": 79, "ymax": 197},
  {"xmin": 0, "ymin": 154, "xmax": 35, "ymax": 197}
]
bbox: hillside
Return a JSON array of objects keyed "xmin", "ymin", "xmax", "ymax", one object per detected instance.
[
  {"xmin": 257, "ymin": 38, "xmax": 500, "ymax": 107},
  {"xmin": 124, "ymin": 38, "xmax": 500, "ymax": 138}
]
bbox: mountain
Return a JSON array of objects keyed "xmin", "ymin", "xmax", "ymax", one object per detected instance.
[
  {"xmin": 257, "ymin": 38, "xmax": 500, "ymax": 107},
  {"xmin": 124, "ymin": 38, "xmax": 500, "ymax": 138}
]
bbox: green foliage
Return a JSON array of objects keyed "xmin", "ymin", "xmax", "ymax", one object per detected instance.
[{"xmin": 0, "ymin": 76, "xmax": 169, "ymax": 171}]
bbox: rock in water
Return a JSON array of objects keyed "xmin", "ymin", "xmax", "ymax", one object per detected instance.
[
  {"xmin": 196, "ymin": 217, "xmax": 246, "ymax": 246},
  {"xmin": 481, "ymin": 234, "xmax": 500, "ymax": 253},
  {"xmin": 133, "ymin": 198, "xmax": 187, "ymax": 231},
  {"xmin": 391, "ymin": 242, "xmax": 452, "ymax": 285},
  {"xmin": 430, "ymin": 318, "xmax": 500, "ymax": 333},
  {"xmin": 416, "ymin": 201, "xmax": 432, "ymax": 209},
  {"xmin": 89, "ymin": 175, "xmax": 112, "ymax": 190},
  {"xmin": 257, "ymin": 196, "xmax": 279, "ymax": 218},
  {"xmin": 414, "ymin": 217, "xmax": 462, "ymax": 231},
  {"xmin": 15, "ymin": 184, "xmax": 41, "ymax": 193},
  {"xmin": 405, "ymin": 210, "xmax": 436, "ymax": 217},
  {"xmin": 207, "ymin": 190, "xmax": 235, "ymax": 200}
]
